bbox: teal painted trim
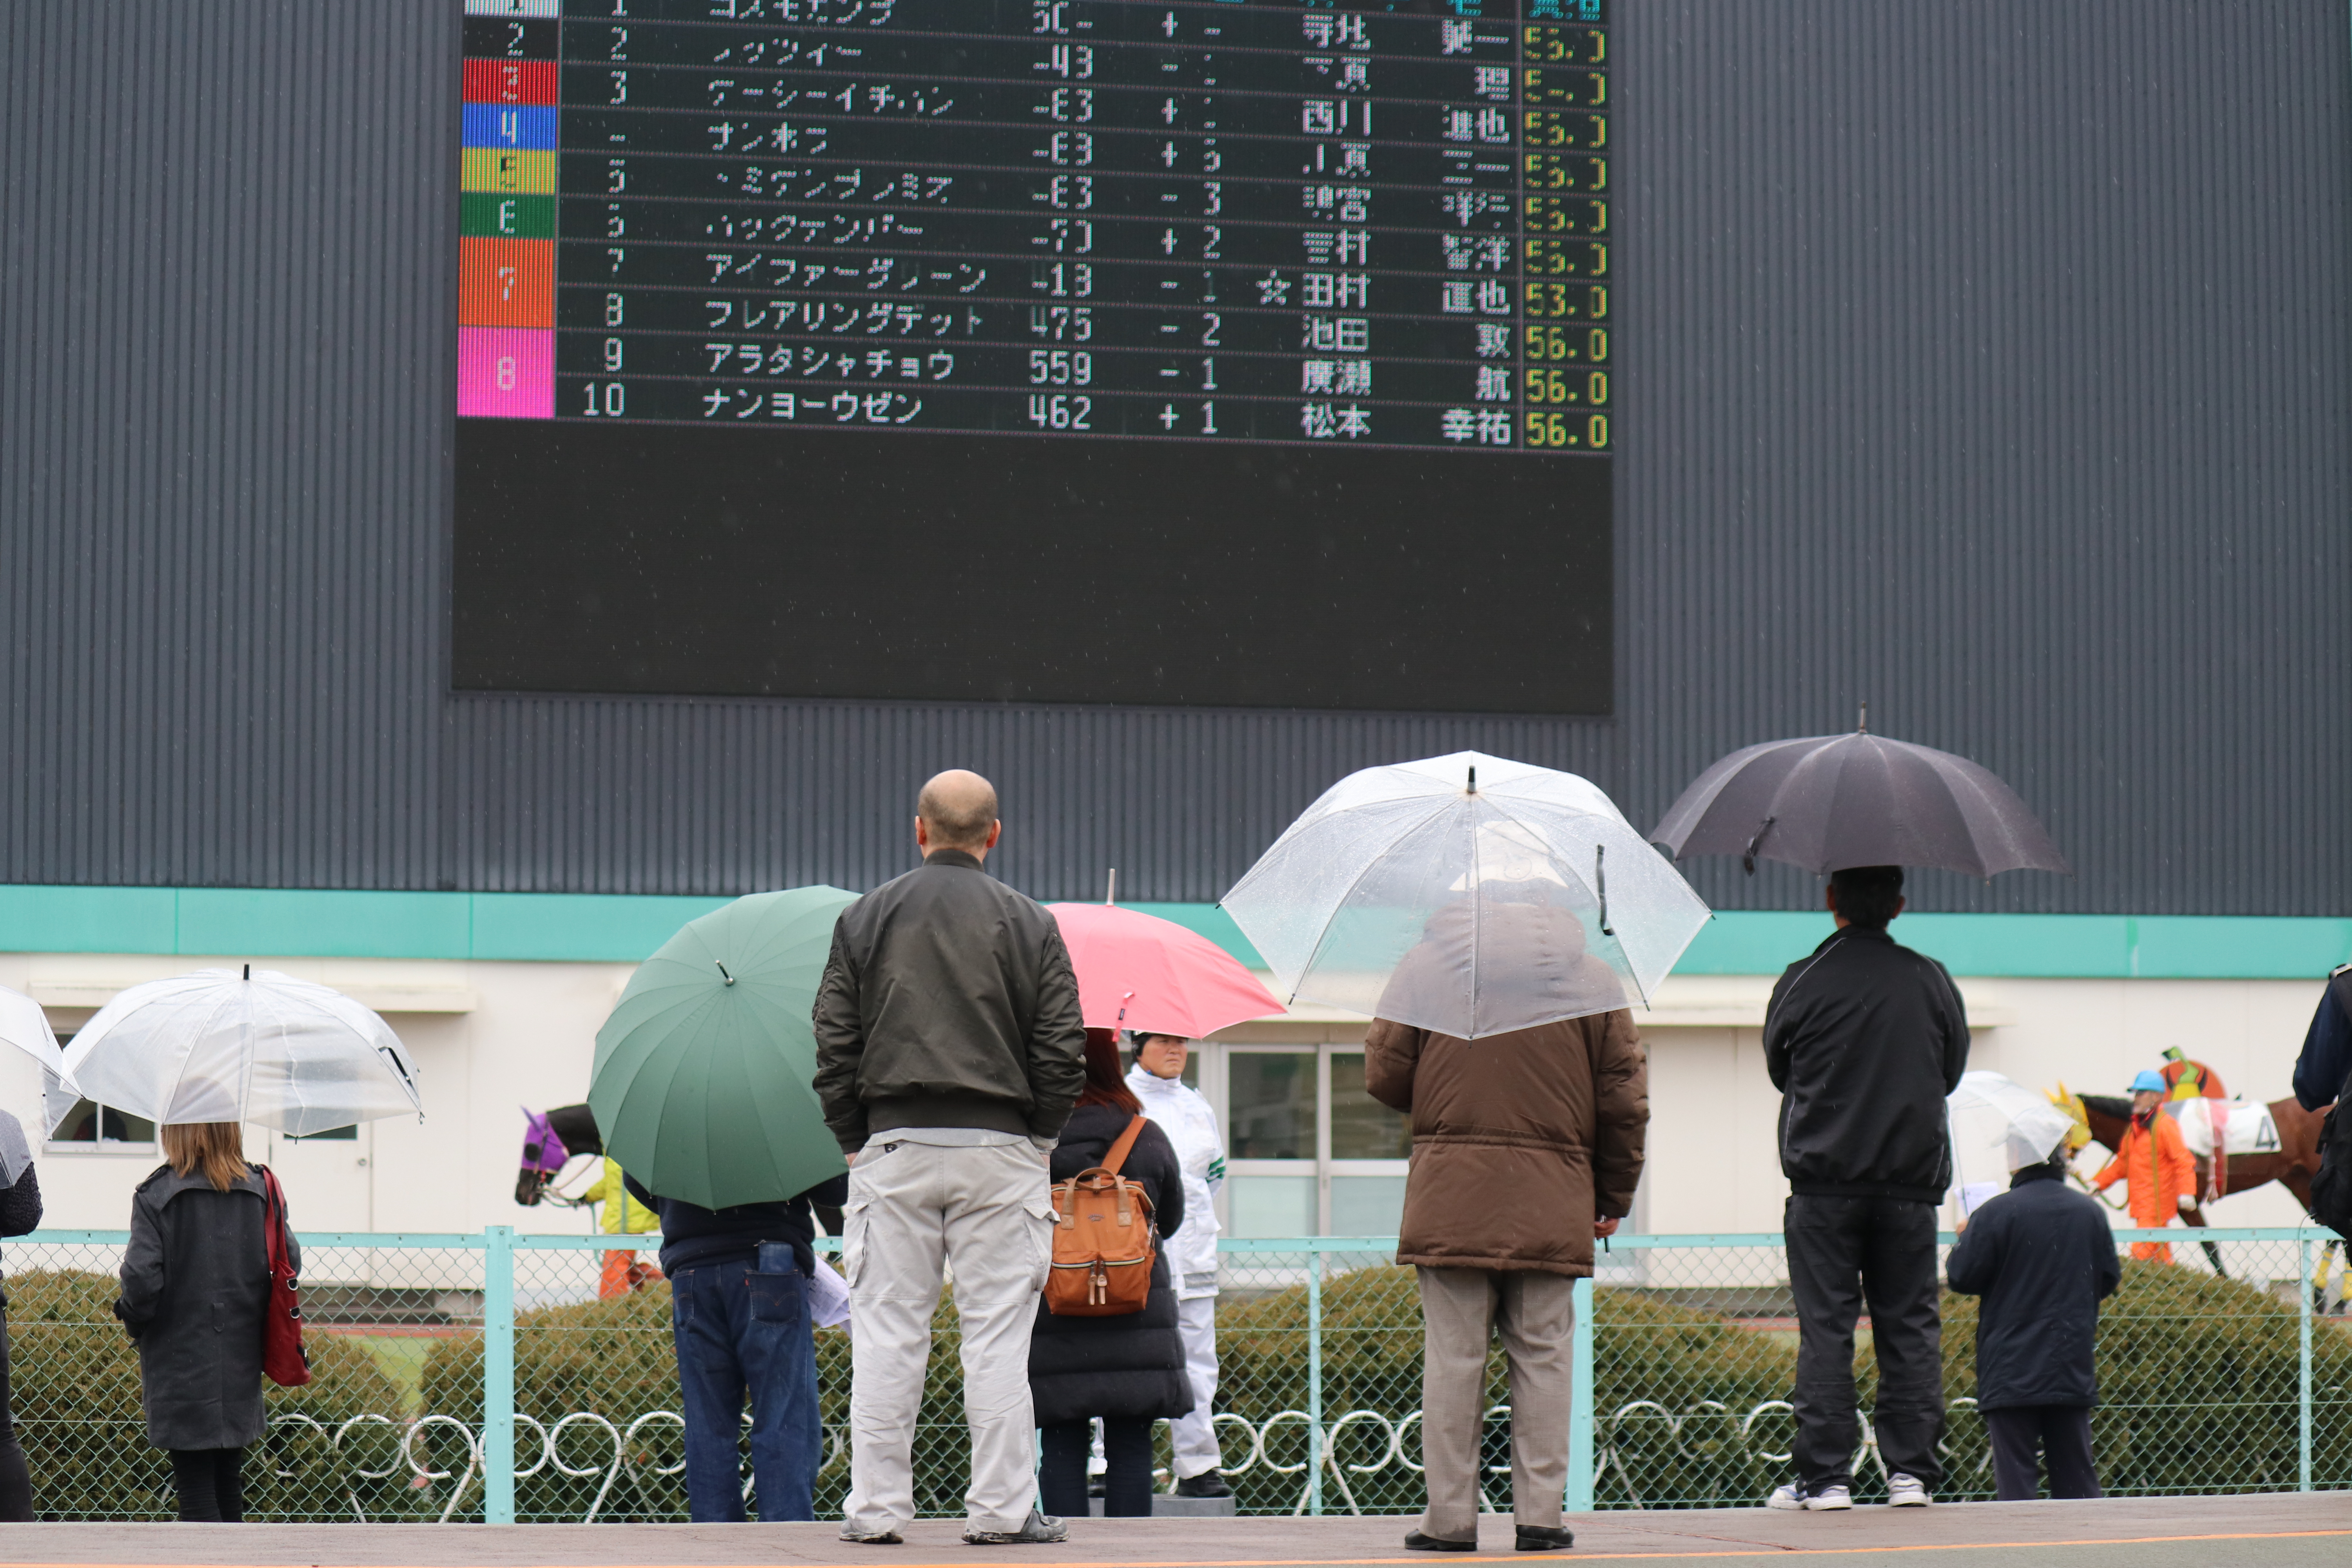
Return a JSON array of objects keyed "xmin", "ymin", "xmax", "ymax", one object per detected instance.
[
  {"xmin": 2, "ymin": 885, "xmax": 2346, "ymax": 979},
  {"xmin": 1675, "ymin": 911, "xmax": 2352, "ymax": 981},
  {"xmin": 1132, "ymin": 902, "xmax": 1266, "ymax": 967},
  {"xmin": 177, "ymin": 888, "xmax": 471, "ymax": 960},
  {"xmin": 0, "ymin": 888, "xmax": 175, "ymax": 954},
  {"xmin": 470, "ymin": 892, "xmax": 730, "ymax": 961}
]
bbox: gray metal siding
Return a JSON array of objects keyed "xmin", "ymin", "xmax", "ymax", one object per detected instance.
[{"xmin": 4, "ymin": 1, "xmax": 2347, "ymax": 913}]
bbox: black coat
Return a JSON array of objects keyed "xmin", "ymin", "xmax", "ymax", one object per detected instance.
[
  {"xmin": 1764, "ymin": 926, "xmax": 1969, "ymax": 1203},
  {"xmin": 1027, "ymin": 1103, "xmax": 1194, "ymax": 1428},
  {"xmin": 116, "ymin": 1165, "xmax": 294, "ymax": 1450},
  {"xmin": 1945, "ymin": 1166, "xmax": 2121, "ymax": 1409}
]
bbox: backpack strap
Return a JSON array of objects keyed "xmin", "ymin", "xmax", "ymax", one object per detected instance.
[{"xmin": 1102, "ymin": 1115, "xmax": 1147, "ymax": 1177}]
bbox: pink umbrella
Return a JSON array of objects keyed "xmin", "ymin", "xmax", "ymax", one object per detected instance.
[{"xmin": 1047, "ymin": 903, "xmax": 1285, "ymax": 1039}]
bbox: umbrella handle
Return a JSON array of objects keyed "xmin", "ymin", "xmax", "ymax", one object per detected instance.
[{"xmin": 1595, "ymin": 845, "xmax": 1613, "ymax": 937}]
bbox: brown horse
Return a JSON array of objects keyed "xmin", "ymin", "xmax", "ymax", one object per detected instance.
[
  {"xmin": 2071, "ymin": 1091, "xmax": 2326, "ymax": 1212},
  {"xmin": 2062, "ymin": 1090, "xmax": 2328, "ymax": 1277}
]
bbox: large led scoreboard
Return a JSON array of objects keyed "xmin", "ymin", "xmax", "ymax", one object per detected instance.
[{"xmin": 453, "ymin": 0, "xmax": 1613, "ymax": 713}]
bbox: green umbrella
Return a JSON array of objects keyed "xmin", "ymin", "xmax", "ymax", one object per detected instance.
[{"xmin": 590, "ymin": 886, "xmax": 856, "ymax": 1210}]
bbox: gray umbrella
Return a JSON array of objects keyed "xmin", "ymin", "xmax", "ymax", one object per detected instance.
[{"xmin": 1650, "ymin": 722, "xmax": 2069, "ymax": 878}]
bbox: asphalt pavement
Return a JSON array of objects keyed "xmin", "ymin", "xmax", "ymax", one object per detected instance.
[{"xmin": 1, "ymin": 1492, "xmax": 2348, "ymax": 1566}]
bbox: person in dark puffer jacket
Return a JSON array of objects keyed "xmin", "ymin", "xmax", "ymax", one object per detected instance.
[{"xmin": 1029, "ymin": 1031, "xmax": 1191, "ymax": 1518}]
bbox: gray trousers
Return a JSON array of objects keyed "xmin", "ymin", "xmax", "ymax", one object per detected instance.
[
  {"xmin": 1416, "ymin": 1267, "xmax": 1576, "ymax": 1541},
  {"xmin": 842, "ymin": 1139, "xmax": 1054, "ymax": 1535}
]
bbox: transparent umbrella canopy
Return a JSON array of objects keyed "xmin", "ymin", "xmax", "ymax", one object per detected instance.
[
  {"xmin": 1948, "ymin": 1069, "xmax": 2078, "ymax": 1196},
  {"xmin": 53, "ymin": 968, "xmax": 421, "ymax": 1136},
  {"xmin": 1221, "ymin": 751, "xmax": 1711, "ymax": 1040}
]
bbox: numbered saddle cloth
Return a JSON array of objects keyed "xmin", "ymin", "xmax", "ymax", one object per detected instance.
[{"xmin": 2168, "ymin": 1098, "xmax": 2279, "ymax": 1159}]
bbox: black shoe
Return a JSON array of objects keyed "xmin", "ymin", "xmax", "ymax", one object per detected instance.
[
  {"xmin": 1515, "ymin": 1526, "xmax": 1574, "ymax": 1552},
  {"xmin": 1405, "ymin": 1531, "xmax": 1477, "ymax": 1552},
  {"xmin": 1175, "ymin": 1470, "xmax": 1232, "ymax": 1499}
]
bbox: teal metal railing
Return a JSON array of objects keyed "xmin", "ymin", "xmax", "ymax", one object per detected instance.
[{"xmin": 11, "ymin": 1225, "xmax": 2341, "ymax": 1519}]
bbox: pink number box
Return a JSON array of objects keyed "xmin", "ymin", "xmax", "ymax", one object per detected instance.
[{"xmin": 458, "ymin": 327, "xmax": 554, "ymax": 419}]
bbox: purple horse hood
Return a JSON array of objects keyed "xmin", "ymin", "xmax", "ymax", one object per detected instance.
[{"xmin": 521, "ymin": 1106, "xmax": 570, "ymax": 1174}]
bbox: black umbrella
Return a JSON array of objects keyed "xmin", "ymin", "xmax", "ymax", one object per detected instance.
[{"xmin": 1650, "ymin": 716, "xmax": 2070, "ymax": 878}]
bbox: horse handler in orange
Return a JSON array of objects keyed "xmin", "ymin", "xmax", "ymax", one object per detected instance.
[{"xmin": 2092, "ymin": 1070, "xmax": 2196, "ymax": 1262}]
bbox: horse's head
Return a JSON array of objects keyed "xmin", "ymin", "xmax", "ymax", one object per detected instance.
[
  {"xmin": 515, "ymin": 1106, "xmax": 568, "ymax": 1207},
  {"xmin": 2046, "ymin": 1082, "xmax": 2094, "ymax": 1154}
]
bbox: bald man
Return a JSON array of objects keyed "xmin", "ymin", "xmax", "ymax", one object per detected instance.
[{"xmin": 814, "ymin": 770, "xmax": 1087, "ymax": 1545}]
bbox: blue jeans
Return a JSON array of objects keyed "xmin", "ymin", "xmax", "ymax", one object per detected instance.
[{"xmin": 668, "ymin": 1244, "xmax": 821, "ymax": 1522}]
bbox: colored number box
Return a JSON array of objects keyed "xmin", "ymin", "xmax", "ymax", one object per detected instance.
[
  {"xmin": 463, "ymin": 59, "xmax": 557, "ymax": 105},
  {"xmin": 462, "ymin": 149, "xmax": 555, "ymax": 196},
  {"xmin": 462, "ymin": 192, "xmax": 554, "ymax": 240},
  {"xmin": 461, "ymin": 16, "xmax": 559, "ymax": 60},
  {"xmin": 459, "ymin": 238, "xmax": 554, "ymax": 328},
  {"xmin": 458, "ymin": 327, "xmax": 554, "ymax": 419},
  {"xmin": 462, "ymin": 104, "xmax": 556, "ymax": 150}
]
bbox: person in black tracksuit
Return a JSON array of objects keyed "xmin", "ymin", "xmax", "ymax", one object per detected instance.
[
  {"xmin": 1945, "ymin": 1147, "xmax": 2119, "ymax": 1501},
  {"xmin": 1763, "ymin": 866, "xmax": 1969, "ymax": 1508}
]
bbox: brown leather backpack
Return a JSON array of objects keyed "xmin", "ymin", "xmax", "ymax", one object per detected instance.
[{"xmin": 1045, "ymin": 1116, "xmax": 1157, "ymax": 1316}]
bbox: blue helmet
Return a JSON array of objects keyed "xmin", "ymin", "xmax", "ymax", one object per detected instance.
[{"xmin": 2130, "ymin": 1069, "xmax": 2167, "ymax": 1094}]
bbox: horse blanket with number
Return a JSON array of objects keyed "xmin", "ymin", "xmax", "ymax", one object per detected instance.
[{"xmin": 2167, "ymin": 1098, "xmax": 2279, "ymax": 1160}]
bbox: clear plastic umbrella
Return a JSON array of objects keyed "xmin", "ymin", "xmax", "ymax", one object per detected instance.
[
  {"xmin": 0, "ymin": 984, "xmax": 74, "ymax": 1177},
  {"xmin": 1221, "ymin": 751, "xmax": 1711, "ymax": 1039},
  {"xmin": 1947, "ymin": 1069, "xmax": 2076, "ymax": 1200},
  {"xmin": 53, "ymin": 967, "xmax": 422, "ymax": 1137}
]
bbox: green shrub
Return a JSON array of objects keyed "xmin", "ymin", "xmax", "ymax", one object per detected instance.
[
  {"xmin": 1213, "ymin": 1265, "xmax": 1800, "ymax": 1512},
  {"xmin": 7, "ymin": 1269, "xmax": 412, "ymax": 1521}
]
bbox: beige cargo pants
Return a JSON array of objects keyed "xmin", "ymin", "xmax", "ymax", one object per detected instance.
[
  {"xmin": 1416, "ymin": 1266, "xmax": 1577, "ymax": 1543},
  {"xmin": 841, "ymin": 1138, "xmax": 1055, "ymax": 1536}
]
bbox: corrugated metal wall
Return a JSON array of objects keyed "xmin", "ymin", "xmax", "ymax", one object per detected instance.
[{"xmin": 4, "ymin": 1, "xmax": 2347, "ymax": 913}]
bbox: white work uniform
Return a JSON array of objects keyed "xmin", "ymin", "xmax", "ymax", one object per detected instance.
[{"xmin": 1129, "ymin": 1061, "xmax": 1227, "ymax": 1478}]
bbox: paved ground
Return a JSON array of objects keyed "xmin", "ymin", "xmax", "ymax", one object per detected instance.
[{"xmin": 2, "ymin": 1494, "xmax": 2348, "ymax": 1566}]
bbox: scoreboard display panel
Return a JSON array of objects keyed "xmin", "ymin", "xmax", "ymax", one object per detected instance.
[{"xmin": 454, "ymin": 0, "xmax": 1612, "ymax": 712}]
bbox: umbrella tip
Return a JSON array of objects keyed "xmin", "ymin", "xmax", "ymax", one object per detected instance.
[
  {"xmin": 1857, "ymin": 701, "xmax": 1869, "ymax": 735},
  {"xmin": 715, "ymin": 960, "xmax": 735, "ymax": 986},
  {"xmin": 1106, "ymin": 867, "xmax": 1117, "ymax": 906},
  {"xmin": 242, "ymin": 963, "xmax": 250, "ymax": 981},
  {"xmin": 1466, "ymin": 764, "xmax": 1477, "ymax": 794}
]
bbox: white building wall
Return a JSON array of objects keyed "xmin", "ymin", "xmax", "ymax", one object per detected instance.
[{"xmin": 1, "ymin": 951, "xmax": 2332, "ymax": 1240}]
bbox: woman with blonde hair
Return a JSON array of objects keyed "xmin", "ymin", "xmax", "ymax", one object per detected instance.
[{"xmin": 116, "ymin": 1120, "xmax": 294, "ymax": 1522}]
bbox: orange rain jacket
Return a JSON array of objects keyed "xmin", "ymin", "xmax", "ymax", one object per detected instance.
[{"xmin": 2094, "ymin": 1111, "xmax": 2195, "ymax": 1229}]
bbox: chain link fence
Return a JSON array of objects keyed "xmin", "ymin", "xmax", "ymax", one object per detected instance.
[{"xmin": 5, "ymin": 1227, "xmax": 2347, "ymax": 1521}]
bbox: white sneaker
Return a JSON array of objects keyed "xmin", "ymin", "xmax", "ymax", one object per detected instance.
[
  {"xmin": 1886, "ymin": 1472, "xmax": 1931, "ymax": 1507},
  {"xmin": 1766, "ymin": 1482, "xmax": 1852, "ymax": 1511}
]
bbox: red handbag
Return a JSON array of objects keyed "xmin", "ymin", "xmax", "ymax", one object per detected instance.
[{"xmin": 257, "ymin": 1164, "xmax": 310, "ymax": 1387}]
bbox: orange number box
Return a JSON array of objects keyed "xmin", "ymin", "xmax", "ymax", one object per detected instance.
[{"xmin": 459, "ymin": 237, "xmax": 554, "ymax": 328}]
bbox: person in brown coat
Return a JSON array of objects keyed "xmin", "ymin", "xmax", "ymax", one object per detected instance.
[{"xmin": 1365, "ymin": 903, "xmax": 1647, "ymax": 1554}]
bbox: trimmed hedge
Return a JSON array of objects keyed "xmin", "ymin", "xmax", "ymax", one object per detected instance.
[
  {"xmin": 6, "ymin": 1269, "xmax": 412, "ymax": 1521},
  {"xmin": 18, "ymin": 1256, "xmax": 2350, "ymax": 1518}
]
